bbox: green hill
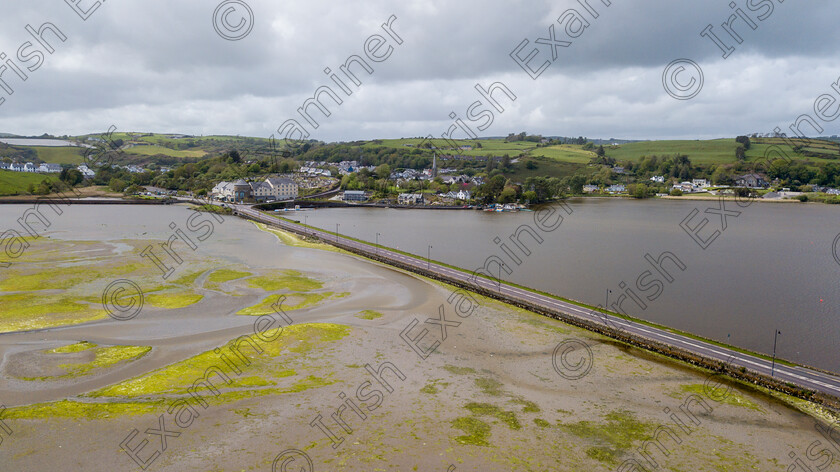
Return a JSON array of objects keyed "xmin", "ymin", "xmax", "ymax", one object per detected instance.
[{"xmin": 0, "ymin": 170, "xmax": 53, "ymax": 196}]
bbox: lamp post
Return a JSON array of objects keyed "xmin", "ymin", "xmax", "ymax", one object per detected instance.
[
  {"xmin": 605, "ymin": 289, "xmax": 611, "ymax": 310},
  {"xmin": 427, "ymin": 245, "xmax": 432, "ymax": 270},
  {"xmin": 304, "ymin": 215, "xmax": 308, "ymax": 227},
  {"xmin": 376, "ymin": 232, "xmax": 381, "ymax": 256},
  {"xmin": 771, "ymin": 329, "xmax": 781, "ymax": 377},
  {"xmin": 335, "ymin": 223, "xmax": 340, "ymax": 243}
]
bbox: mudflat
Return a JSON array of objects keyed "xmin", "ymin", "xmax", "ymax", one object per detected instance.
[{"xmin": 0, "ymin": 212, "xmax": 835, "ymax": 471}]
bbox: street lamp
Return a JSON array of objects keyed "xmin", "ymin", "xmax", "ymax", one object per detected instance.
[
  {"xmin": 376, "ymin": 232, "xmax": 381, "ymax": 256},
  {"xmin": 605, "ymin": 289, "xmax": 612, "ymax": 311},
  {"xmin": 771, "ymin": 329, "xmax": 781, "ymax": 377},
  {"xmin": 304, "ymin": 215, "xmax": 308, "ymax": 227},
  {"xmin": 336, "ymin": 223, "xmax": 340, "ymax": 243},
  {"xmin": 427, "ymin": 245, "xmax": 433, "ymax": 270}
]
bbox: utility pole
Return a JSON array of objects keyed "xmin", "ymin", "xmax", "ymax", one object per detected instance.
[{"xmin": 427, "ymin": 245, "xmax": 432, "ymax": 270}]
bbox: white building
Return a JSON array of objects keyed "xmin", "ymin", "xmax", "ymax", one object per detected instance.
[
  {"xmin": 214, "ymin": 177, "xmax": 298, "ymax": 202},
  {"xmin": 650, "ymin": 175, "xmax": 665, "ymax": 183},
  {"xmin": 398, "ymin": 193, "xmax": 425, "ymax": 205},
  {"xmin": 607, "ymin": 184, "xmax": 626, "ymax": 194},
  {"xmin": 37, "ymin": 163, "xmax": 62, "ymax": 173},
  {"xmin": 77, "ymin": 165, "xmax": 96, "ymax": 178},
  {"xmin": 212, "ymin": 181, "xmax": 235, "ymax": 201},
  {"xmin": 343, "ymin": 190, "xmax": 367, "ymax": 202},
  {"xmin": 253, "ymin": 177, "xmax": 298, "ymax": 202}
]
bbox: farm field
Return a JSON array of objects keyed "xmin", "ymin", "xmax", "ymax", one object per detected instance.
[
  {"xmin": 529, "ymin": 145, "xmax": 596, "ymax": 163},
  {"xmin": 0, "ymin": 170, "xmax": 53, "ymax": 195},
  {"xmin": 750, "ymin": 138, "xmax": 840, "ymax": 164},
  {"xmin": 124, "ymin": 145, "xmax": 206, "ymax": 158},
  {"xmin": 32, "ymin": 146, "xmax": 84, "ymax": 165},
  {"xmin": 506, "ymin": 158, "xmax": 590, "ymax": 180},
  {"xmin": 365, "ymin": 138, "xmax": 537, "ymax": 157},
  {"xmin": 604, "ymin": 139, "xmax": 741, "ymax": 164}
]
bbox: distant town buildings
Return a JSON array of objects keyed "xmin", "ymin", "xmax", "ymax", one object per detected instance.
[
  {"xmin": 735, "ymin": 173, "xmax": 769, "ymax": 189},
  {"xmin": 441, "ymin": 190, "xmax": 471, "ymax": 201},
  {"xmin": 398, "ymin": 193, "xmax": 425, "ymax": 205},
  {"xmin": 37, "ymin": 163, "xmax": 62, "ymax": 173},
  {"xmin": 606, "ymin": 184, "xmax": 626, "ymax": 194},
  {"xmin": 77, "ymin": 165, "xmax": 96, "ymax": 178}
]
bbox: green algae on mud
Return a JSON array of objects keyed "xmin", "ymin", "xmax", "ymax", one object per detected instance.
[
  {"xmin": 475, "ymin": 378, "xmax": 505, "ymax": 397},
  {"xmin": 451, "ymin": 416, "xmax": 492, "ymax": 446},
  {"xmin": 0, "ymin": 292, "xmax": 106, "ymax": 333},
  {"xmin": 172, "ymin": 270, "xmax": 206, "ymax": 287},
  {"xmin": 420, "ymin": 380, "xmax": 449, "ymax": 395},
  {"xmin": 237, "ymin": 292, "xmax": 337, "ymax": 316},
  {"xmin": 247, "ymin": 270, "xmax": 323, "ymax": 292},
  {"xmin": 89, "ymin": 324, "xmax": 349, "ymax": 400},
  {"xmin": 356, "ymin": 310, "xmax": 384, "ymax": 320},
  {"xmin": 48, "ymin": 341, "xmax": 96, "ymax": 354},
  {"xmin": 254, "ymin": 222, "xmax": 348, "ymax": 254},
  {"xmin": 19, "ymin": 343, "xmax": 152, "ymax": 381},
  {"xmin": 5, "ymin": 325, "xmax": 350, "ymax": 420},
  {"xmin": 144, "ymin": 291, "xmax": 204, "ymax": 309},
  {"xmin": 204, "ymin": 269, "xmax": 252, "ymax": 289},
  {"xmin": 464, "ymin": 402, "xmax": 521, "ymax": 430},
  {"xmin": 558, "ymin": 410, "xmax": 656, "ymax": 466},
  {"xmin": 4, "ymin": 399, "xmax": 163, "ymax": 420},
  {"xmin": 673, "ymin": 384, "xmax": 764, "ymax": 412},
  {"xmin": 58, "ymin": 345, "xmax": 152, "ymax": 378}
]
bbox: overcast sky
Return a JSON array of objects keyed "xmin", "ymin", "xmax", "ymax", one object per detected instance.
[{"xmin": 0, "ymin": 0, "xmax": 837, "ymax": 141}]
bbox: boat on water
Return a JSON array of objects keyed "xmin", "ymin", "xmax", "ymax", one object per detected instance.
[
  {"xmin": 274, "ymin": 205, "xmax": 303, "ymax": 212},
  {"xmin": 483, "ymin": 203, "xmax": 525, "ymax": 212}
]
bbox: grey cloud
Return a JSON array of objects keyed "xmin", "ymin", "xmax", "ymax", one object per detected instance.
[{"xmin": 0, "ymin": 0, "xmax": 837, "ymax": 140}]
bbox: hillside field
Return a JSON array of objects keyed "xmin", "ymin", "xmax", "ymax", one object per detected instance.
[
  {"xmin": 0, "ymin": 170, "xmax": 53, "ymax": 195},
  {"xmin": 124, "ymin": 145, "xmax": 206, "ymax": 158},
  {"xmin": 32, "ymin": 147, "xmax": 84, "ymax": 165}
]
